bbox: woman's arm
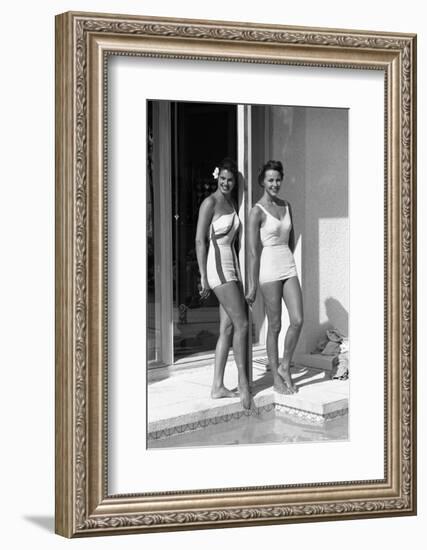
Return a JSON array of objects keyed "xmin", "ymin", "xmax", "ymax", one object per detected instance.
[
  {"xmin": 245, "ymin": 207, "xmax": 262, "ymax": 306},
  {"xmin": 195, "ymin": 196, "xmax": 215, "ymax": 299},
  {"xmin": 287, "ymin": 201, "xmax": 296, "ymax": 254}
]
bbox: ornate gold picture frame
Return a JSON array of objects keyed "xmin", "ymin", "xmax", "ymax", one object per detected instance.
[{"xmin": 55, "ymin": 11, "xmax": 417, "ymax": 537}]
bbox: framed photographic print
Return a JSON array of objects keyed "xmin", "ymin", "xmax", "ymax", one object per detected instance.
[{"xmin": 55, "ymin": 11, "xmax": 417, "ymax": 537}]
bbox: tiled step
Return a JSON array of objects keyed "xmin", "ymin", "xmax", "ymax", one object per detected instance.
[{"xmin": 148, "ymin": 367, "xmax": 349, "ymax": 440}]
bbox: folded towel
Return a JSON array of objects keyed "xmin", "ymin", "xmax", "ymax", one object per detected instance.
[
  {"xmin": 333, "ymin": 352, "xmax": 349, "ymax": 380},
  {"xmin": 326, "ymin": 328, "xmax": 345, "ymax": 343},
  {"xmin": 321, "ymin": 341, "xmax": 341, "ymax": 355}
]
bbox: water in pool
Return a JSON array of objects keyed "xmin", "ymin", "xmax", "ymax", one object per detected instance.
[{"xmin": 148, "ymin": 409, "xmax": 348, "ymax": 449}]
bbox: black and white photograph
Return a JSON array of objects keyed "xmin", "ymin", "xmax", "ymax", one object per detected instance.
[
  {"xmin": 147, "ymin": 100, "xmax": 349, "ymax": 449},
  {"xmin": 0, "ymin": 0, "xmax": 420, "ymax": 544}
]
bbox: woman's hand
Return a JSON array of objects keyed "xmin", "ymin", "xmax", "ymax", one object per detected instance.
[
  {"xmin": 199, "ymin": 277, "xmax": 211, "ymax": 301},
  {"xmin": 246, "ymin": 207, "xmax": 262, "ymax": 309},
  {"xmin": 245, "ymin": 287, "xmax": 257, "ymax": 307}
]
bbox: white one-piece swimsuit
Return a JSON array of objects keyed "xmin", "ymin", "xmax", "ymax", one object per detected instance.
[
  {"xmin": 206, "ymin": 212, "xmax": 241, "ymax": 289},
  {"xmin": 256, "ymin": 203, "xmax": 298, "ymax": 285}
]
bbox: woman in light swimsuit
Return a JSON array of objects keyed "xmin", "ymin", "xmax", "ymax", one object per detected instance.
[
  {"xmin": 246, "ymin": 160, "xmax": 303, "ymax": 394},
  {"xmin": 195, "ymin": 158, "xmax": 251, "ymax": 409}
]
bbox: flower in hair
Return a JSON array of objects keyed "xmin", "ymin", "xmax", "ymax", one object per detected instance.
[{"xmin": 212, "ymin": 167, "xmax": 219, "ymax": 180}]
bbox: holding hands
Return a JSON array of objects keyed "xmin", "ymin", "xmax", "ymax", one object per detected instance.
[{"xmin": 245, "ymin": 286, "xmax": 257, "ymax": 307}]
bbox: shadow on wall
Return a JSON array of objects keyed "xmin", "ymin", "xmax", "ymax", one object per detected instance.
[
  {"xmin": 259, "ymin": 106, "xmax": 349, "ymax": 354},
  {"xmin": 310, "ymin": 297, "xmax": 348, "ymax": 353},
  {"xmin": 324, "ymin": 297, "xmax": 348, "ymax": 336},
  {"xmin": 302, "ymin": 108, "xmax": 349, "ymax": 352},
  {"xmin": 194, "ymin": 105, "xmax": 350, "ymax": 359}
]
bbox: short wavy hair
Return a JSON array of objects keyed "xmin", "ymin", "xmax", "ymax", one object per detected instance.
[{"xmin": 258, "ymin": 160, "xmax": 284, "ymax": 186}]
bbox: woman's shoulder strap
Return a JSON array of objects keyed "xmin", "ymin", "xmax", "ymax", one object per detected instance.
[{"xmin": 255, "ymin": 203, "xmax": 268, "ymax": 215}]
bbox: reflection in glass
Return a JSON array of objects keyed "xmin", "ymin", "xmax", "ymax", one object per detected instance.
[
  {"xmin": 147, "ymin": 101, "xmax": 239, "ymax": 365},
  {"xmin": 171, "ymin": 103, "xmax": 237, "ymax": 360}
]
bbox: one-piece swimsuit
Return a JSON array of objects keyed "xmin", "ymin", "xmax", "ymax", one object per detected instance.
[{"xmin": 255, "ymin": 203, "xmax": 297, "ymax": 284}]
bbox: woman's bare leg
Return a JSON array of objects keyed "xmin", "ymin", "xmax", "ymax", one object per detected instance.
[
  {"xmin": 213, "ymin": 282, "xmax": 251, "ymax": 409},
  {"xmin": 260, "ymin": 281, "xmax": 289, "ymax": 394},
  {"xmin": 278, "ymin": 276, "xmax": 303, "ymax": 393},
  {"xmin": 211, "ymin": 304, "xmax": 237, "ymax": 398}
]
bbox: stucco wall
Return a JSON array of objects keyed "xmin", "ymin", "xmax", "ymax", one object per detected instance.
[
  {"xmin": 303, "ymin": 108, "xmax": 349, "ymax": 351},
  {"xmin": 263, "ymin": 106, "xmax": 348, "ymax": 355}
]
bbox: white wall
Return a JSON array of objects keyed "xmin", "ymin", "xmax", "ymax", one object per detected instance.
[
  {"xmin": 268, "ymin": 106, "xmax": 306, "ymax": 353},
  {"xmin": 303, "ymin": 108, "xmax": 349, "ymax": 351},
  {"xmin": 1, "ymin": 1, "xmax": 424, "ymax": 549},
  {"xmin": 266, "ymin": 106, "xmax": 348, "ymax": 354}
]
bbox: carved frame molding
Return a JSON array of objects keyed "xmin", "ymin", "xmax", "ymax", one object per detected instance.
[{"xmin": 55, "ymin": 12, "xmax": 416, "ymax": 537}]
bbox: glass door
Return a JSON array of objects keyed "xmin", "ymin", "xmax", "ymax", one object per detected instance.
[
  {"xmin": 172, "ymin": 102, "xmax": 237, "ymax": 362},
  {"xmin": 146, "ymin": 101, "xmax": 173, "ymax": 367},
  {"xmin": 147, "ymin": 100, "xmax": 267, "ymax": 371}
]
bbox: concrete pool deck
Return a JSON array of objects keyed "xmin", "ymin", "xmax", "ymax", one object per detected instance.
[{"xmin": 148, "ymin": 359, "xmax": 349, "ymax": 440}]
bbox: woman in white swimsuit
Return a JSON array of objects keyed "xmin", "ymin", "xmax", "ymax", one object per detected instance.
[
  {"xmin": 195, "ymin": 158, "xmax": 251, "ymax": 409},
  {"xmin": 246, "ymin": 160, "xmax": 303, "ymax": 394}
]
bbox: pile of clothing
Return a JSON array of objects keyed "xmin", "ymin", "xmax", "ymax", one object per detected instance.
[{"xmin": 312, "ymin": 328, "xmax": 349, "ymax": 380}]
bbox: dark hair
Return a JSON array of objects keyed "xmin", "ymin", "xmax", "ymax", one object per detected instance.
[
  {"xmin": 217, "ymin": 157, "xmax": 238, "ymax": 183},
  {"xmin": 258, "ymin": 160, "xmax": 284, "ymax": 186}
]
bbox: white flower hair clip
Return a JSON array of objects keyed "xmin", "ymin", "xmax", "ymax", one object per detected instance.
[{"xmin": 212, "ymin": 167, "xmax": 219, "ymax": 180}]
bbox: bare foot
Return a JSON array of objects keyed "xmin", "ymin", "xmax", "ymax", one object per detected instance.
[
  {"xmin": 273, "ymin": 377, "xmax": 292, "ymax": 395},
  {"xmin": 211, "ymin": 386, "xmax": 237, "ymax": 399},
  {"xmin": 278, "ymin": 364, "xmax": 298, "ymax": 393},
  {"xmin": 238, "ymin": 380, "xmax": 251, "ymax": 410}
]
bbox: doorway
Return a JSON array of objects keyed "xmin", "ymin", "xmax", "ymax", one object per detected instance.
[
  {"xmin": 171, "ymin": 102, "xmax": 237, "ymax": 360},
  {"xmin": 147, "ymin": 100, "xmax": 267, "ymax": 371}
]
